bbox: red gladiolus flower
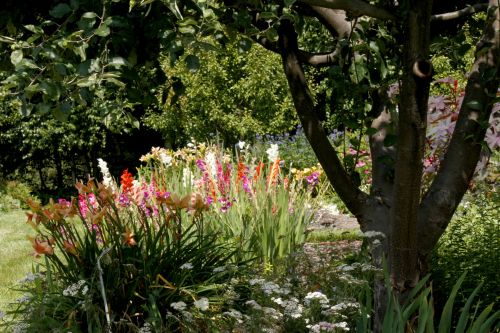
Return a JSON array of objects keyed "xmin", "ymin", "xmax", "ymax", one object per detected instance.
[{"xmin": 120, "ymin": 169, "xmax": 134, "ymax": 194}]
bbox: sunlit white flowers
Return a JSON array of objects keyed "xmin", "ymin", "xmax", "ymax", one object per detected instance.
[
  {"xmin": 266, "ymin": 143, "xmax": 279, "ymax": 161},
  {"xmin": 194, "ymin": 297, "xmax": 209, "ymax": 311},
  {"xmin": 170, "ymin": 301, "xmax": 187, "ymax": 311}
]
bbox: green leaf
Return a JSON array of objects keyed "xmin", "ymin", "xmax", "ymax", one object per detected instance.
[
  {"xmin": 24, "ymin": 25, "xmax": 43, "ymax": 34},
  {"xmin": 455, "ymin": 282, "xmax": 482, "ymax": 333},
  {"xmin": 185, "ymin": 55, "xmax": 200, "ymax": 73},
  {"xmin": 438, "ymin": 272, "xmax": 466, "ymax": 333},
  {"xmin": 82, "ymin": 12, "xmax": 97, "ymax": 19},
  {"xmin": 466, "ymin": 100, "xmax": 483, "ymax": 111},
  {"xmin": 237, "ymin": 38, "xmax": 252, "ymax": 53},
  {"xmin": 70, "ymin": 0, "xmax": 80, "ymax": 10},
  {"xmin": 10, "ymin": 50, "xmax": 23, "ymax": 66},
  {"xmin": 284, "ymin": 0, "xmax": 296, "ymax": 6},
  {"xmin": 259, "ymin": 12, "xmax": 275, "ymax": 20},
  {"xmin": 49, "ymin": 3, "xmax": 72, "ymax": 18},
  {"xmin": 94, "ymin": 24, "xmax": 110, "ymax": 37},
  {"xmin": 52, "ymin": 102, "xmax": 71, "ymax": 121},
  {"xmin": 178, "ymin": 25, "xmax": 195, "ymax": 34}
]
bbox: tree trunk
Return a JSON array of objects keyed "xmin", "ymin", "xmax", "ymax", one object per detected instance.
[{"xmin": 390, "ymin": 0, "xmax": 433, "ymax": 292}]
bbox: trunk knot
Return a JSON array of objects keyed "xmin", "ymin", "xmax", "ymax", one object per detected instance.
[{"xmin": 412, "ymin": 59, "xmax": 433, "ymax": 79}]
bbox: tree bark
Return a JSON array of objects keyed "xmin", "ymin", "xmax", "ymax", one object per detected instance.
[{"xmin": 390, "ymin": 0, "xmax": 433, "ymax": 292}]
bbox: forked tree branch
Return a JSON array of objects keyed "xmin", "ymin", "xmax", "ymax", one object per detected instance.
[
  {"xmin": 277, "ymin": 19, "xmax": 368, "ymax": 220},
  {"xmin": 418, "ymin": 0, "xmax": 500, "ymax": 256},
  {"xmin": 431, "ymin": 3, "xmax": 489, "ymax": 21},
  {"xmin": 298, "ymin": 0, "xmax": 396, "ymax": 20},
  {"xmin": 256, "ymin": 36, "xmax": 341, "ymax": 66}
]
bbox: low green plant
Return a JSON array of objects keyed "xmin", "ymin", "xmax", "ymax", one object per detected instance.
[{"xmin": 356, "ymin": 272, "xmax": 500, "ymax": 333}]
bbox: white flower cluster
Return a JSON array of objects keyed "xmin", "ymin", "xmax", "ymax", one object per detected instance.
[
  {"xmin": 280, "ymin": 297, "xmax": 303, "ymax": 319},
  {"xmin": 12, "ymin": 322, "xmax": 29, "ymax": 333},
  {"xmin": 321, "ymin": 302, "xmax": 360, "ymax": 316},
  {"xmin": 266, "ymin": 143, "xmax": 279, "ymax": 162},
  {"xmin": 223, "ymin": 309, "xmax": 244, "ymax": 323},
  {"xmin": 180, "ymin": 263, "xmax": 193, "ymax": 270},
  {"xmin": 249, "ymin": 279, "xmax": 290, "ymax": 295},
  {"xmin": 97, "ymin": 158, "xmax": 115, "ymax": 190},
  {"xmin": 63, "ymin": 280, "xmax": 88, "ymax": 297},
  {"xmin": 307, "ymin": 321, "xmax": 350, "ymax": 332},
  {"xmin": 194, "ymin": 297, "xmax": 209, "ymax": 311},
  {"xmin": 304, "ymin": 291, "xmax": 330, "ymax": 307},
  {"xmin": 138, "ymin": 322, "xmax": 152, "ymax": 333},
  {"xmin": 18, "ymin": 273, "xmax": 42, "ymax": 284},
  {"xmin": 170, "ymin": 301, "xmax": 187, "ymax": 311}
]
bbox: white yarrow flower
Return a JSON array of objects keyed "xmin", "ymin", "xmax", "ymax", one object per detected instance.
[
  {"xmin": 170, "ymin": 301, "xmax": 187, "ymax": 311},
  {"xmin": 180, "ymin": 263, "xmax": 193, "ymax": 270},
  {"xmin": 194, "ymin": 297, "xmax": 209, "ymax": 311}
]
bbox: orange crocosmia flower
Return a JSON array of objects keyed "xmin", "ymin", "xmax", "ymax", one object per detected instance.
[
  {"xmin": 122, "ymin": 229, "xmax": 137, "ymax": 247},
  {"xmin": 27, "ymin": 236, "xmax": 54, "ymax": 258},
  {"xmin": 120, "ymin": 169, "xmax": 134, "ymax": 194}
]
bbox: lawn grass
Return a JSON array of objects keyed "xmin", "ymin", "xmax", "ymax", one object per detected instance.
[
  {"xmin": 306, "ymin": 228, "xmax": 362, "ymax": 243},
  {"xmin": 0, "ymin": 209, "xmax": 37, "ymax": 311}
]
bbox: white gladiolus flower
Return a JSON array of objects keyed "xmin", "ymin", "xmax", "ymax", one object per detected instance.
[
  {"xmin": 97, "ymin": 158, "xmax": 115, "ymax": 190},
  {"xmin": 159, "ymin": 152, "xmax": 172, "ymax": 166},
  {"xmin": 205, "ymin": 151, "xmax": 217, "ymax": 176},
  {"xmin": 237, "ymin": 141, "xmax": 246, "ymax": 150},
  {"xmin": 266, "ymin": 144, "xmax": 279, "ymax": 161}
]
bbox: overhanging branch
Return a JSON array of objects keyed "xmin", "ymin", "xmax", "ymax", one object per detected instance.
[
  {"xmin": 255, "ymin": 36, "xmax": 341, "ymax": 66},
  {"xmin": 278, "ymin": 19, "xmax": 368, "ymax": 220},
  {"xmin": 431, "ymin": 3, "xmax": 489, "ymax": 22},
  {"xmin": 298, "ymin": 0, "xmax": 395, "ymax": 20}
]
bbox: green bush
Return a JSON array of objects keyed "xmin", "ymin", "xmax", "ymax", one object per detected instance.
[
  {"xmin": 431, "ymin": 184, "xmax": 500, "ymax": 318},
  {"xmin": 0, "ymin": 180, "xmax": 38, "ymax": 211}
]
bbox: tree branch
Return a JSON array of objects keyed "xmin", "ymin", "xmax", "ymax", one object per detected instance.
[
  {"xmin": 309, "ymin": 6, "xmax": 352, "ymax": 37},
  {"xmin": 255, "ymin": 36, "xmax": 341, "ymax": 67},
  {"xmin": 431, "ymin": 3, "xmax": 489, "ymax": 22},
  {"xmin": 298, "ymin": 0, "xmax": 396, "ymax": 21},
  {"xmin": 418, "ymin": 0, "xmax": 500, "ymax": 256},
  {"xmin": 277, "ymin": 19, "xmax": 368, "ymax": 220}
]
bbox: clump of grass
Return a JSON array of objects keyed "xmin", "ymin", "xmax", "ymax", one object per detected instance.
[{"xmin": 307, "ymin": 229, "xmax": 362, "ymax": 243}]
